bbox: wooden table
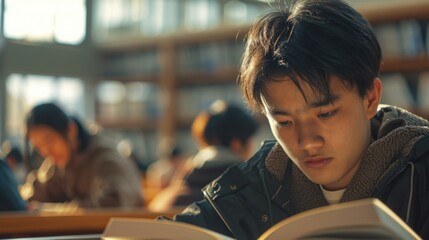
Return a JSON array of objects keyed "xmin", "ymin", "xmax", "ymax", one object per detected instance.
[{"xmin": 0, "ymin": 208, "xmax": 183, "ymax": 238}]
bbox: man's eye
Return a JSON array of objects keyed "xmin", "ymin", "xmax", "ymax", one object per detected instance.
[
  {"xmin": 278, "ymin": 120, "xmax": 292, "ymax": 126},
  {"xmin": 318, "ymin": 110, "xmax": 337, "ymax": 119}
]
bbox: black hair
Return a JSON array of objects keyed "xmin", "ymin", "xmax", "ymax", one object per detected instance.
[
  {"xmin": 239, "ymin": 0, "xmax": 381, "ymax": 112},
  {"xmin": 25, "ymin": 103, "xmax": 90, "ymax": 152},
  {"xmin": 203, "ymin": 101, "xmax": 259, "ymax": 147}
]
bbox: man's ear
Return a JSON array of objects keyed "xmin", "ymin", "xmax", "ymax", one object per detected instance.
[{"xmin": 365, "ymin": 78, "xmax": 382, "ymax": 119}]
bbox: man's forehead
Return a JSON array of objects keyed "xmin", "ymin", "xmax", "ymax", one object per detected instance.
[{"xmin": 261, "ymin": 77, "xmax": 347, "ymax": 112}]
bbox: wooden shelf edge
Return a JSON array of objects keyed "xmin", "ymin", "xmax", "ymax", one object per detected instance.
[
  {"xmin": 360, "ymin": 2, "xmax": 429, "ymax": 24},
  {"xmin": 381, "ymin": 57, "xmax": 429, "ymax": 73},
  {"xmin": 96, "ymin": 24, "xmax": 251, "ymax": 54},
  {"xmin": 97, "ymin": 74, "xmax": 159, "ymax": 83},
  {"xmin": 97, "ymin": 118, "xmax": 159, "ymax": 130},
  {"xmin": 178, "ymin": 68, "xmax": 239, "ymax": 86}
]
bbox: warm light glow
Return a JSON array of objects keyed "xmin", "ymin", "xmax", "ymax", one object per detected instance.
[
  {"xmin": 3, "ymin": 0, "xmax": 86, "ymax": 44},
  {"xmin": 96, "ymin": 81, "xmax": 126, "ymax": 103}
]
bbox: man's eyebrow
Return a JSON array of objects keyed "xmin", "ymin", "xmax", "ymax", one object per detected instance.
[
  {"xmin": 270, "ymin": 109, "xmax": 290, "ymax": 116},
  {"xmin": 309, "ymin": 94, "xmax": 340, "ymax": 108},
  {"xmin": 269, "ymin": 94, "xmax": 341, "ymax": 116}
]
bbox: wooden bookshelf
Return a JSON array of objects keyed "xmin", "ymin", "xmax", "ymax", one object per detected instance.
[{"xmin": 94, "ymin": 2, "xmax": 429, "ymax": 154}]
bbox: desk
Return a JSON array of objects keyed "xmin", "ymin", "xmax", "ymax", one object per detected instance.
[
  {"xmin": 0, "ymin": 208, "xmax": 183, "ymax": 238},
  {"xmin": 10, "ymin": 234, "xmax": 101, "ymax": 240}
]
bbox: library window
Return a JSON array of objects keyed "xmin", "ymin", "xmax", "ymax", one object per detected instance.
[
  {"xmin": 6, "ymin": 74, "xmax": 86, "ymax": 143},
  {"xmin": 3, "ymin": 0, "xmax": 86, "ymax": 44}
]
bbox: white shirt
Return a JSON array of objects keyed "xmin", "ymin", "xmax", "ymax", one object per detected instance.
[{"xmin": 320, "ymin": 185, "xmax": 346, "ymax": 204}]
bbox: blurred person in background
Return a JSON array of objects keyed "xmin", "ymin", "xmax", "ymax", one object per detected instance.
[
  {"xmin": 148, "ymin": 100, "xmax": 258, "ymax": 212},
  {"xmin": 21, "ymin": 102, "xmax": 143, "ymax": 209},
  {"xmin": 2, "ymin": 142, "xmax": 27, "ymax": 185},
  {"xmin": 117, "ymin": 139, "xmax": 148, "ymax": 172},
  {"xmin": 145, "ymin": 141, "xmax": 187, "ymax": 203},
  {"xmin": 0, "ymin": 158, "xmax": 27, "ymax": 211}
]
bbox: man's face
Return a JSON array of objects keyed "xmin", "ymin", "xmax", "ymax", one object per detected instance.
[
  {"xmin": 28, "ymin": 125, "xmax": 72, "ymax": 169},
  {"xmin": 262, "ymin": 76, "xmax": 380, "ymax": 190}
]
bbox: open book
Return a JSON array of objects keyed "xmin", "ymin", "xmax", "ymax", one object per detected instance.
[
  {"xmin": 102, "ymin": 198, "xmax": 421, "ymax": 240},
  {"xmin": 102, "ymin": 218, "xmax": 234, "ymax": 240}
]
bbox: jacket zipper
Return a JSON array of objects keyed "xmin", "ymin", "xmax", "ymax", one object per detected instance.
[
  {"xmin": 371, "ymin": 160, "xmax": 409, "ymax": 197},
  {"xmin": 371, "ymin": 161, "xmax": 415, "ymax": 225},
  {"xmin": 202, "ymin": 189, "xmax": 235, "ymax": 236}
]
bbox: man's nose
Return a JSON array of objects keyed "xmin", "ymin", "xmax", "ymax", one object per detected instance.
[{"xmin": 296, "ymin": 120, "xmax": 324, "ymax": 152}]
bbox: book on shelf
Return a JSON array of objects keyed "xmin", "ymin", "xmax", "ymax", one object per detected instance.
[
  {"xmin": 418, "ymin": 72, "xmax": 429, "ymax": 110},
  {"xmin": 381, "ymin": 73, "xmax": 416, "ymax": 109},
  {"xmin": 399, "ymin": 19, "xmax": 425, "ymax": 57},
  {"xmin": 373, "ymin": 23, "xmax": 403, "ymax": 58},
  {"xmin": 102, "ymin": 198, "xmax": 421, "ymax": 240}
]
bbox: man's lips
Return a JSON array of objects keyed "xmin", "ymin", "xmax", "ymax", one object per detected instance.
[{"xmin": 304, "ymin": 157, "xmax": 332, "ymax": 168}]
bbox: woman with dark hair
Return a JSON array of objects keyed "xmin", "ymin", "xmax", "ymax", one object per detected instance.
[{"xmin": 21, "ymin": 102, "xmax": 143, "ymax": 209}]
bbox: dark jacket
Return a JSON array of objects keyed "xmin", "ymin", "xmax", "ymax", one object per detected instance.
[
  {"xmin": 173, "ymin": 106, "xmax": 429, "ymax": 240},
  {"xmin": 0, "ymin": 160, "xmax": 27, "ymax": 211},
  {"xmin": 174, "ymin": 146, "xmax": 245, "ymax": 206}
]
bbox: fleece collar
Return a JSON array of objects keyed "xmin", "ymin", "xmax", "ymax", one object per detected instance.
[{"xmin": 265, "ymin": 105, "xmax": 429, "ymax": 212}]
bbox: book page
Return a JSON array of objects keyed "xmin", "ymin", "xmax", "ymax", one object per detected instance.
[
  {"xmin": 102, "ymin": 218, "xmax": 235, "ymax": 240},
  {"xmin": 258, "ymin": 198, "xmax": 421, "ymax": 240},
  {"xmin": 302, "ymin": 226, "xmax": 407, "ymax": 239}
]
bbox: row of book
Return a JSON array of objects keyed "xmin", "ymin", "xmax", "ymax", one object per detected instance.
[
  {"xmin": 177, "ymin": 41, "xmax": 244, "ymax": 73},
  {"xmin": 96, "ymin": 81, "xmax": 161, "ymax": 122},
  {"xmin": 374, "ymin": 19, "xmax": 429, "ymax": 58},
  {"xmin": 96, "ymin": 71, "xmax": 429, "ymax": 129},
  {"xmin": 103, "ymin": 50, "xmax": 160, "ymax": 77},
  {"xmin": 381, "ymin": 72, "xmax": 429, "ymax": 111},
  {"xmin": 101, "ymin": 19, "xmax": 429, "ymax": 78},
  {"xmin": 102, "ymin": 41, "xmax": 244, "ymax": 77},
  {"xmin": 93, "ymin": 0, "xmax": 270, "ymax": 42}
]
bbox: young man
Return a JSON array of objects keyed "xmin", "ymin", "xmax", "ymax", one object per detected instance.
[{"xmin": 171, "ymin": 0, "xmax": 429, "ymax": 239}]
